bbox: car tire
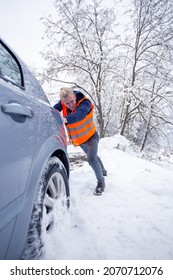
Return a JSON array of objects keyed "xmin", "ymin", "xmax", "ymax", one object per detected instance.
[{"xmin": 22, "ymin": 156, "xmax": 70, "ymax": 259}]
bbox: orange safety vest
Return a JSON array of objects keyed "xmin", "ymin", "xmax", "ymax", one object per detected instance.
[{"xmin": 62, "ymin": 97, "xmax": 96, "ymax": 146}]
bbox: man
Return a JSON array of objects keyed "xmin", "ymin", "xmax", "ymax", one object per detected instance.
[{"xmin": 54, "ymin": 87, "xmax": 107, "ymax": 195}]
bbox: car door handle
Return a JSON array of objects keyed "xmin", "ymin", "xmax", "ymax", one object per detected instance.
[{"xmin": 1, "ymin": 103, "xmax": 34, "ymax": 118}]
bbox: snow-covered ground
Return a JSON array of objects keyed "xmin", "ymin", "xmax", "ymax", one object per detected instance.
[{"xmin": 42, "ymin": 135, "xmax": 173, "ymax": 260}]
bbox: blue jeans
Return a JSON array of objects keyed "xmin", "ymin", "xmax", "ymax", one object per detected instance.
[{"xmin": 80, "ymin": 132, "xmax": 106, "ymax": 182}]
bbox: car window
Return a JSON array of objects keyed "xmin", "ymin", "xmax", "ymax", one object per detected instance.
[{"xmin": 0, "ymin": 40, "xmax": 23, "ymax": 87}]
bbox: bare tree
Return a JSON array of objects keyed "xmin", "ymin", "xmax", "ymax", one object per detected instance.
[
  {"xmin": 41, "ymin": 0, "xmax": 119, "ymax": 137},
  {"xmin": 40, "ymin": 0, "xmax": 173, "ymax": 151},
  {"xmin": 118, "ymin": 0, "xmax": 173, "ymax": 148}
]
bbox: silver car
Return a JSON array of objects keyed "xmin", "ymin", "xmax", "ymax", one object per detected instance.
[{"xmin": 0, "ymin": 38, "xmax": 70, "ymax": 259}]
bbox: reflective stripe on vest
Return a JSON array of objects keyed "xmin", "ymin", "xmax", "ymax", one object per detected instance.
[{"xmin": 62, "ymin": 97, "xmax": 96, "ymax": 146}]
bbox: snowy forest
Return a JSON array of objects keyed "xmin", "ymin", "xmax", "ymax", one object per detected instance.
[{"xmin": 39, "ymin": 0, "xmax": 173, "ymax": 153}]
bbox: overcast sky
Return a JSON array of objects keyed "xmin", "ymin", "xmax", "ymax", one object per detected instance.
[
  {"xmin": 0, "ymin": 0, "xmax": 55, "ymax": 67},
  {"xmin": 0, "ymin": 0, "xmax": 122, "ymax": 69}
]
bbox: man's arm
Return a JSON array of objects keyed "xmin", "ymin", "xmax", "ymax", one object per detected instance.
[
  {"xmin": 53, "ymin": 101, "xmax": 62, "ymax": 111},
  {"xmin": 66, "ymin": 99, "xmax": 91, "ymax": 124}
]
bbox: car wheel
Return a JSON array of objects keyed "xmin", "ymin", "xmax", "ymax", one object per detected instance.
[{"xmin": 22, "ymin": 156, "xmax": 70, "ymax": 259}]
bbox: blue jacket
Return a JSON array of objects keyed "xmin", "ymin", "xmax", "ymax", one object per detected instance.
[{"xmin": 54, "ymin": 91, "xmax": 91, "ymax": 124}]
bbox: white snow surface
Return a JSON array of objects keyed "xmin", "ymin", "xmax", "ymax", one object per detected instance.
[{"xmin": 42, "ymin": 135, "xmax": 173, "ymax": 260}]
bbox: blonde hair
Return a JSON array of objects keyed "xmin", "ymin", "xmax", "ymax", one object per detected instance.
[{"xmin": 60, "ymin": 87, "xmax": 74, "ymax": 100}]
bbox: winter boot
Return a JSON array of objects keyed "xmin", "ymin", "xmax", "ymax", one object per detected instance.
[{"xmin": 94, "ymin": 179, "xmax": 106, "ymax": 196}]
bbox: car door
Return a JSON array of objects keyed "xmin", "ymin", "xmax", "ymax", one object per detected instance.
[{"xmin": 0, "ymin": 40, "xmax": 39, "ymax": 216}]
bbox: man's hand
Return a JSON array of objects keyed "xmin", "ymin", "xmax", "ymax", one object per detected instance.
[{"xmin": 63, "ymin": 117, "xmax": 67, "ymax": 124}]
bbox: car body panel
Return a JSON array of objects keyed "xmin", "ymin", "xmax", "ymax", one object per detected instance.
[{"xmin": 0, "ymin": 81, "xmax": 39, "ymax": 208}]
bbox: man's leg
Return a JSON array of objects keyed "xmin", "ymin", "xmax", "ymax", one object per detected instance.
[{"xmin": 80, "ymin": 133, "xmax": 106, "ymax": 195}]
